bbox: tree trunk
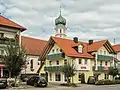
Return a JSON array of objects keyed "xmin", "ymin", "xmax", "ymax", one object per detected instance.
[
  {"xmin": 9, "ymin": 71, "xmax": 11, "ymax": 78},
  {"xmin": 113, "ymin": 76, "xmax": 115, "ymax": 81},
  {"xmin": 72, "ymin": 76, "xmax": 73, "ymax": 83},
  {"xmin": 15, "ymin": 76, "xmax": 17, "ymax": 87}
]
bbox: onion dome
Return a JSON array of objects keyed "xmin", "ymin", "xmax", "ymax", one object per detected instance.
[{"xmin": 55, "ymin": 14, "xmax": 66, "ymax": 25}]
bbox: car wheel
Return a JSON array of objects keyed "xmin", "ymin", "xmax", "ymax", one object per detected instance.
[
  {"xmin": 34, "ymin": 83, "xmax": 38, "ymax": 87},
  {"xmin": 44, "ymin": 84, "xmax": 47, "ymax": 87}
]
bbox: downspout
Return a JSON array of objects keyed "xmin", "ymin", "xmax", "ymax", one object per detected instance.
[{"xmin": 95, "ymin": 52, "xmax": 98, "ymax": 70}]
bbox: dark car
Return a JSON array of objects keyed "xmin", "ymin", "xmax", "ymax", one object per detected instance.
[
  {"xmin": 0, "ymin": 78, "xmax": 8, "ymax": 88},
  {"xmin": 27, "ymin": 76, "xmax": 47, "ymax": 87}
]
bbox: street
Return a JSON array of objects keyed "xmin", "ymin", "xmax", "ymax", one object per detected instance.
[{"xmin": 5, "ymin": 84, "xmax": 120, "ymax": 90}]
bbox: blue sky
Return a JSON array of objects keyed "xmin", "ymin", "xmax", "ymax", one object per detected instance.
[{"xmin": 0, "ymin": 0, "xmax": 120, "ymax": 44}]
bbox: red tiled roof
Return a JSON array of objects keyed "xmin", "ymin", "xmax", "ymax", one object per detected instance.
[
  {"xmin": 40, "ymin": 37, "xmax": 116, "ymax": 61},
  {"xmin": 21, "ymin": 36, "xmax": 47, "ymax": 56},
  {"xmin": 0, "ymin": 15, "xmax": 26, "ymax": 31},
  {"xmin": 88, "ymin": 40, "xmax": 107, "ymax": 52},
  {"xmin": 112, "ymin": 44, "xmax": 120, "ymax": 52},
  {"xmin": 52, "ymin": 37, "xmax": 94, "ymax": 58}
]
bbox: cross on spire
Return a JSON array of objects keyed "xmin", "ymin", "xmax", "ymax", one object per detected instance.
[{"xmin": 60, "ymin": 5, "xmax": 61, "ymax": 15}]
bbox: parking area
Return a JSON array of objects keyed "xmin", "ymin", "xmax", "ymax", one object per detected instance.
[{"xmin": 3, "ymin": 83, "xmax": 120, "ymax": 90}]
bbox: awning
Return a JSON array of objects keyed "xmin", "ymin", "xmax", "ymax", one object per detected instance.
[{"xmin": 0, "ymin": 64, "xmax": 5, "ymax": 67}]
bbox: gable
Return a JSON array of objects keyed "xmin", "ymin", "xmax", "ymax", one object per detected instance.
[
  {"xmin": 103, "ymin": 40, "xmax": 116, "ymax": 54},
  {"xmin": 88, "ymin": 40, "xmax": 116, "ymax": 54},
  {"xmin": 48, "ymin": 43, "xmax": 61, "ymax": 55},
  {"xmin": 98, "ymin": 46, "xmax": 110, "ymax": 55}
]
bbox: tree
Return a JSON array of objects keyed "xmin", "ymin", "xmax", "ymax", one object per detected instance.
[
  {"xmin": 2, "ymin": 39, "xmax": 27, "ymax": 86},
  {"xmin": 108, "ymin": 67, "xmax": 119, "ymax": 80},
  {"xmin": 62, "ymin": 62, "xmax": 76, "ymax": 84}
]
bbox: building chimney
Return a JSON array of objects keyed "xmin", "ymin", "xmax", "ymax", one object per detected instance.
[
  {"xmin": 73, "ymin": 37, "xmax": 78, "ymax": 43},
  {"xmin": 89, "ymin": 40, "xmax": 93, "ymax": 45}
]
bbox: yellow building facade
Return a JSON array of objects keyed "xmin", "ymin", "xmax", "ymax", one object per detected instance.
[{"xmin": 39, "ymin": 37, "xmax": 116, "ymax": 83}]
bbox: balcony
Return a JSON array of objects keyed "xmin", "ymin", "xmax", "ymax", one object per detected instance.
[
  {"xmin": 46, "ymin": 53, "xmax": 65, "ymax": 60},
  {"xmin": 44, "ymin": 66, "xmax": 63, "ymax": 71},
  {"xmin": 93, "ymin": 66, "xmax": 111, "ymax": 71},
  {"xmin": 97, "ymin": 55, "xmax": 113, "ymax": 61},
  {"xmin": 0, "ymin": 38, "xmax": 19, "ymax": 45}
]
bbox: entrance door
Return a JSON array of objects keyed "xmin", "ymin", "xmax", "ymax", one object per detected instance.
[{"xmin": 81, "ymin": 73, "xmax": 85, "ymax": 83}]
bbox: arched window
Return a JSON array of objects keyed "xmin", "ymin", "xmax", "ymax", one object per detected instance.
[
  {"xmin": 30, "ymin": 59, "xmax": 33, "ymax": 69},
  {"xmin": 60, "ymin": 29, "xmax": 62, "ymax": 33}
]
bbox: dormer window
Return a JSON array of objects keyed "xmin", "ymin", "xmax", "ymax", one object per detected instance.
[
  {"xmin": 56, "ymin": 48, "xmax": 59, "ymax": 52},
  {"xmin": 78, "ymin": 45, "xmax": 83, "ymax": 53},
  {"xmin": 52, "ymin": 49, "xmax": 54, "ymax": 53}
]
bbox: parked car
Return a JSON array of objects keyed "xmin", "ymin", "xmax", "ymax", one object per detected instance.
[
  {"xmin": 27, "ymin": 76, "xmax": 47, "ymax": 87},
  {"xmin": 0, "ymin": 78, "xmax": 8, "ymax": 88}
]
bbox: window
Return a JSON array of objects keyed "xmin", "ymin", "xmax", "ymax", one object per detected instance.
[
  {"xmin": 78, "ymin": 73, "xmax": 81, "ymax": 81},
  {"xmin": 56, "ymin": 48, "xmax": 59, "ymax": 52},
  {"xmin": 49, "ymin": 61, "xmax": 52, "ymax": 65},
  {"xmin": 30, "ymin": 59, "xmax": 33, "ymax": 69},
  {"xmin": 38, "ymin": 62, "xmax": 40, "ymax": 65},
  {"xmin": 79, "ymin": 59, "xmax": 82, "ymax": 64},
  {"xmin": 85, "ymin": 59, "xmax": 87, "ymax": 64},
  {"xmin": 104, "ymin": 51, "xmax": 106, "ymax": 55},
  {"xmin": 105, "ymin": 61, "xmax": 108, "ymax": 66},
  {"xmin": 0, "ymin": 50, "xmax": 4, "ymax": 55},
  {"xmin": 78, "ymin": 45, "xmax": 83, "ymax": 53},
  {"xmin": 60, "ymin": 49, "xmax": 62, "ymax": 52},
  {"xmin": 52, "ymin": 49, "xmax": 54, "ymax": 53},
  {"xmin": 100, "ymin": 50, "xmax": 102, "ymax": 54},
  {"xmin": 64, "ymin": 59, "xmax": 67, "ymax": 65},
  {"xmin": 56, "ymin": 60, "xmax": 59, "ymax": 65},
  {"xmin": 55, "ymin": 73, "xmax": 61, "ymax": 81},
  {"xmin": 60, "ymin": 29, "xmax": 62, "ymax": 33},
  {"xmin": 64, "ymin": 74, "xmax": 67, "ymax": 81},
  {"xmin": 49, "ymin": 73, "xmax": 52, "ymax": 81},
  {"xmin": 100, "ymin": 61, "xmax": 102, "ymax": 66},
  {"xmin": 0, "ymin": 33, "xmax": 4, "ymax": 38}
]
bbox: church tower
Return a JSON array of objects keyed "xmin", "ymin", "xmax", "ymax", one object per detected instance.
[{"xmin": 54, "ymin": 8, "xmax": 67, "ymax": 38}]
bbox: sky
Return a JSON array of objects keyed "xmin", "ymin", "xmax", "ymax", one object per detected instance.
[{"xmin": 0, "ymin": 0, "xmax": 120, "ymax": 44}]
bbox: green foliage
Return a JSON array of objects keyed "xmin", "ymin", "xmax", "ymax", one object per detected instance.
[
  {"xmin": 2, "ymin": 39, "xmax": 27, "ymax": 77},
  {"xmin": 95, "ymin": 79, "xmax": 114, "ymax": 85},
  {"xmin": 61, "ymin": 62, "xmax": 76, "ymax": 83},
  {"xmin": 114, "ymin": 80, "xmax": 120, "ymax": 84},
  {"xmin": 62, "ymin": 63, "xmax": 76, "ymax": 77},
  {"xmin": 108, "ymin": 67, "xmax": 119, "ymax": 78}
]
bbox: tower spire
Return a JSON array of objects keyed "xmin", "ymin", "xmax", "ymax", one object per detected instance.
[
  {"xmin": 60, "ymin": 5, "xmax": 61, "ymax": 15},
  {"xmin": 54, "ymin": 6, "xmax": 67, "ymax": 38}
]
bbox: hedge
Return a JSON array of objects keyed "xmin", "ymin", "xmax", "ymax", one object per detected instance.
[{"xmin": 95, "ymin": 79, "xmax": 114, "ymax": 85}]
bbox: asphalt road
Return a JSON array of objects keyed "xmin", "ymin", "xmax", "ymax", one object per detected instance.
[{"xmin": 5, "ymin": 84, "xmax": 120, "ymax": 90}]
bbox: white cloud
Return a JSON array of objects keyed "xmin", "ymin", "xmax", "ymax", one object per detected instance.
[{"xmin": 1, "ymin": 0, "xmax": 120, "ymax": 44}]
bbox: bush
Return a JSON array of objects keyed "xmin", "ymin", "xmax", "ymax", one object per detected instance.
[
  {"xmin": 114, "ymin": 80, "xmax": 120, "ymax": 84},
  {"xmin": 60, "ymin": 83, "xmax": 77, "ymax": 87},
  {"xmin": 95, "ymin": 79, "xmax": 114, "ymax": 85}
]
